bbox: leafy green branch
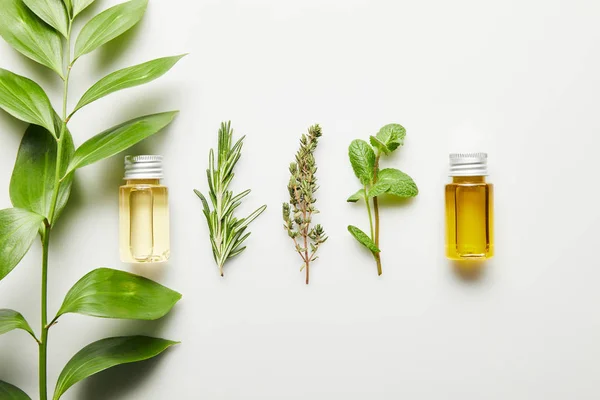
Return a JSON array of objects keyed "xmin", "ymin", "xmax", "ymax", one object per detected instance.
[
  {"xmin": 0, "ymin": 0, "xmax": 184, "ymax": 398},
  {"xmin": 347, "ymin": 124, "xmax": 418, "ymax": 275},
  {"xmin": 195, "ymin": 121, "xmax": 267, "ymax": 277}
]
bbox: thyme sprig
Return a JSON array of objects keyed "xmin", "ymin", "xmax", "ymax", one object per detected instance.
[
  {"xmin": 195, "ymin": 121, "xmax": 266, "ymax": 277},
  {"xmin": 283, "ymin": 124, "xmax": 327, "ymax": 284}
]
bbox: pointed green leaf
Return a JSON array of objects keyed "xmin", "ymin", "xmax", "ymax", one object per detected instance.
[
  {"xmin": 74, "ymin": 0, "xmax": 148, "ymax": 60},
  {"xmin": 347, "ymin": 189, "xmax": 365, "ymax": 203},
  {"xmin": 348, "ymin": 139, "xmax": 375, "ymax": 185},
  {"xmin": 73, "ymin": 55, "xmax": 186, "ymax": 114},
  {"xmin": 72, "ymin": 0, "xmax": 95, "ymax": 16},
  {"xmin": 0, "ymin": 69, "xmax": 57, "ymax": 136},
  {"xmin": 56, "ymin": 268, "xmax": 181, "ymax": 320},
  {"xmin": 10, "ymin": 124, "xmax": 74, "ymax": 223},
  {"xmin": 0, "ymin": 0, "xmax": 64, "ymax": 77},
  {"xmin": 0, "ymin": 380, "xmax": 31, "ymax": 400},
  {"xmin": 64, "ymin": 111, "xmax": 178, "ymax": 175},
  {"xmin": 348, "ymin": 225, "xmax": 380, "ymax": 254},
  {"xmin": 375, "ymin": 123, "xmax": 406, "ymax": 153},
  {"xmin": 22, "ymin": 0, "xmax": 69, "ymax": 37},
  {"xmin": 53, "ymin": 336, "xmax": 178, "ymax": 400},
  {"xmin": 372, "ymin": 168, "xmax": 418, "ymax": 198},
  {"xmin": 62, "ymin": 0, "xmax": 72, "ymax": 14},
  {"xmin": 0, "ymin": 208, "xmax": 45, "ymax": 281},
  {"xmin": 0, "ymin": 309, "xmax": 35, "ymax": 338}
]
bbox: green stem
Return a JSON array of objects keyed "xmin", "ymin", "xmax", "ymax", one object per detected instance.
[
  {"xmin": 364, "ymin": 186, "xmax": 374, "ymax": 239},
  {"xmin": 373, "ymin": 196, "xmax": 382, "ymax": 276},
  {"xmin": 39, "ymin": 225, "xmax": 50, "ymax": 400},
  {"xmin": 372, "ymin": 153, "xmax": 382, "ymax": 276},
  {"xmin": 40, "ymin": 20, "xmax": 73, "ymax": 400}
]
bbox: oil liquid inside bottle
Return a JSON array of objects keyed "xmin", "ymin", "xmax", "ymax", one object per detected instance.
[
  {"xmin": 445, "ymin": 176, "xmax": 494, "ymax": 260},
  {"xmin": 119, "ymin": 179, "xmax": 170, "ymax": 263}
]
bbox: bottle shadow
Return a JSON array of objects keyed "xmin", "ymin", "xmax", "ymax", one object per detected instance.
[{"xmin": 450, "ymin": 259, "xmax": 487, "ymax": 281}]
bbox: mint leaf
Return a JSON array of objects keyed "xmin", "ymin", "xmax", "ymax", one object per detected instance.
[
  {"xmin": 375, "ymin": 124, "xmax": 406, "ymax": 153},
  {"xmin": 347, "ymin": 189, "xmax": 365, "ymax": 203},
  {"xmin": 367, "ymin": 182, "xmax": 389, "ymax": 197},
  {"xmin": 377, "ymin": 168, "xmax": 418, "ymax": 198},
  {"xmin": 348, "ymin": 225, "xmax": 380, "ymax": 254},
  {"xmin": 348, "ymin": 139, "xmax": 375, "ymax": 185},
  {"xmin": 369, "ymin": 135, "xmax": 389, "ymax": 154}
]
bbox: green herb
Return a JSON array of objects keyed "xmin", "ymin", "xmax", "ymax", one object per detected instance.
[
  {"xmin": 283, "ymin": 124, "xmax": 328, "ymax": 284},
  {"xmin": 0, "ymin": 1, "xmax": 183, "ymax": 398},
  {"xmin": 195, "ymin": 121, "xmax": 267, "ymax": 277},
  {"xmin": 347, "ymin": 124, "xmax": 418, "ymax": 275}
]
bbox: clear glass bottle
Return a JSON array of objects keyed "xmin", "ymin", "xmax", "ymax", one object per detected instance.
[
  {"xmin": 119, "ymin": 155, "xmax": 170, "ymax": 263},
  {"xmin": 445, "ymin": 153, "xmax": 494, "ymax": 260}
]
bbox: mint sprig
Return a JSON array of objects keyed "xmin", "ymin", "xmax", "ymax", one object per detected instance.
[{"xmin": 347, "ymin": 123, "xmax": 418, "ymax": 275}]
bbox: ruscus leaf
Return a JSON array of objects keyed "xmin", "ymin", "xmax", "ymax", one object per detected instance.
[
  {"xmin": 0, "ymin": 380, "xmax": 32, "ymax": 400},
  {"xmin": 74, "ymin": 0, "xmax": 148, "ymax": 60},
  {"xmin": 0, "ymin": 309, "xmax": 35, "ymax": 338},
  {"xmin": 64, "ymin": 111, "xmax": 178, "ymax": 175},
  {"xmin": 0, "ymin": 208, "xmax": 45, "ymax": 281},
  {"xmin": 348, "ymin": 225, "xmax": 380, "ymax": 254},
  {"xmin": 22, "ymin": 0, "xmax": 69, "ymax": 37},
  {"xmin": 348, "ymin": 139, "xmax": 375, "ymax": 185},
  {"xmin": 375, "ymin": 123, "xmax": 406, "ymax": 153},
  {"xmin": 72, "ymin": 0, "xmax": 96, "ymax": 16},
  {"xmin": 10, "ymin": 124, "xmax": 75, "ymax": 223},
  {"xmin": 73, "ymin": 54, "xmax": 186, "ymax": 114},
  {"xmin": 347, "ymin": 189, "xmax": 365, "ymax": 203},
  {"xmin": 56, "ymin": 268, "xmax": 181, "ymax": 320},
  {"xmin": 62, "ymin": 0, "xmax": 73, "ymax": 14},
  {"xmin": 0, "ymin": 0, "xmax": 64, "ymax": 77},
  {"xmin": 53, "ymin": 336, "xmax": 178, "ymax": 400},
  {"xmin": 0, "ymin": 69, "xmax": 57, "ymax": 136}
]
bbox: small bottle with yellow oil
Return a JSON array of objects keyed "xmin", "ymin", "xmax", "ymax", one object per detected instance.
[
  {"xmin": 119, "ymin": 155, "xmax": 170, "ymax": 263},
  {"xmin": 445, "ymin": 153, "xmax": 494, "ymax": 260}
]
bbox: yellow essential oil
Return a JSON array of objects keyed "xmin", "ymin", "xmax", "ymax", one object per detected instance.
[
  {"xmin": 119, "ymin": 156, "xmax": 170, "ymax": 263},
  {"xmin": 445, "ymin": 153, "xmax": 494, "ymax": 260}
]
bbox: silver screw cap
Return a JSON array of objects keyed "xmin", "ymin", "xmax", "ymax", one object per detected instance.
[
  {"xmin": 124, "ymin": 155, "xmax": 163, "ymax": 179},
  {"xmin": 449, "ymin": 152, "xmax": 488, "ymax": 176}
]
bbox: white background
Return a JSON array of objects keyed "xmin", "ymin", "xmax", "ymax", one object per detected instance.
[{"xmin": 1, "ymin": 0, "xmax": 599, "ymax": 399}]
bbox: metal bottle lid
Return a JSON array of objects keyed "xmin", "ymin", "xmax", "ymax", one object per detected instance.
[
  {"xmin": 124, "ymin": 155, "xmax": 163, "ymax": 179},
  {"xmin": 449, "ymin": 152, "xmax": 488, "ymax": 176}
]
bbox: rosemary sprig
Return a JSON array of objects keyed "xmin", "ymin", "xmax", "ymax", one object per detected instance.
[
  {"xmin": 283, "ymin": 124, "xmax": 327, "ymax": 284},
  {"xmin": 195, "ymin": 121, "xmax": 267, "ymax": 277}
]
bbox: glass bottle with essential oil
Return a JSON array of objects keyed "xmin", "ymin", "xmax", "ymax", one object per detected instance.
[
  {"xmin": 119, "ymin": 155, "xmax": 170, "ymax": 263},
  {"xmin": 445, "ymin": 153, "xmax": 494, "ymax": 260}
]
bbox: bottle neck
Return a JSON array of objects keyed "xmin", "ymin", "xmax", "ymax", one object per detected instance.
[
  {"xmin": 125, "ymin": 179, "xmax": 161, "ymax": 185},
  {"xmin": 452, "ymin": 176, "xmax": 486, "ymax": 183}
]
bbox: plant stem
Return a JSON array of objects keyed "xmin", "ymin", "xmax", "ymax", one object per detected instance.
[
  {"xmin": 39, "ymin": 225, "xmax": 50, "ymax": 400},
  {"xmin": 364, "ymin": 186, "xmax": 374, "ymax": 239},
  {"xmin": 373, "ymin": 197, "xmax": 382, "ymax": 276},
  {"xmin": 301, "ymin": 195, "xmax": 310, "ymax": 284},
  {"xmin": 40, "ymin": 21, "xmax": 72, "ymax": 400},
  {"xmin": 304, "ymin": 221, "xmax": 309, "ymax": 285},
  {"xmin": 373, "ymin": 153, "xmax": 382, "ymax": 276}
]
